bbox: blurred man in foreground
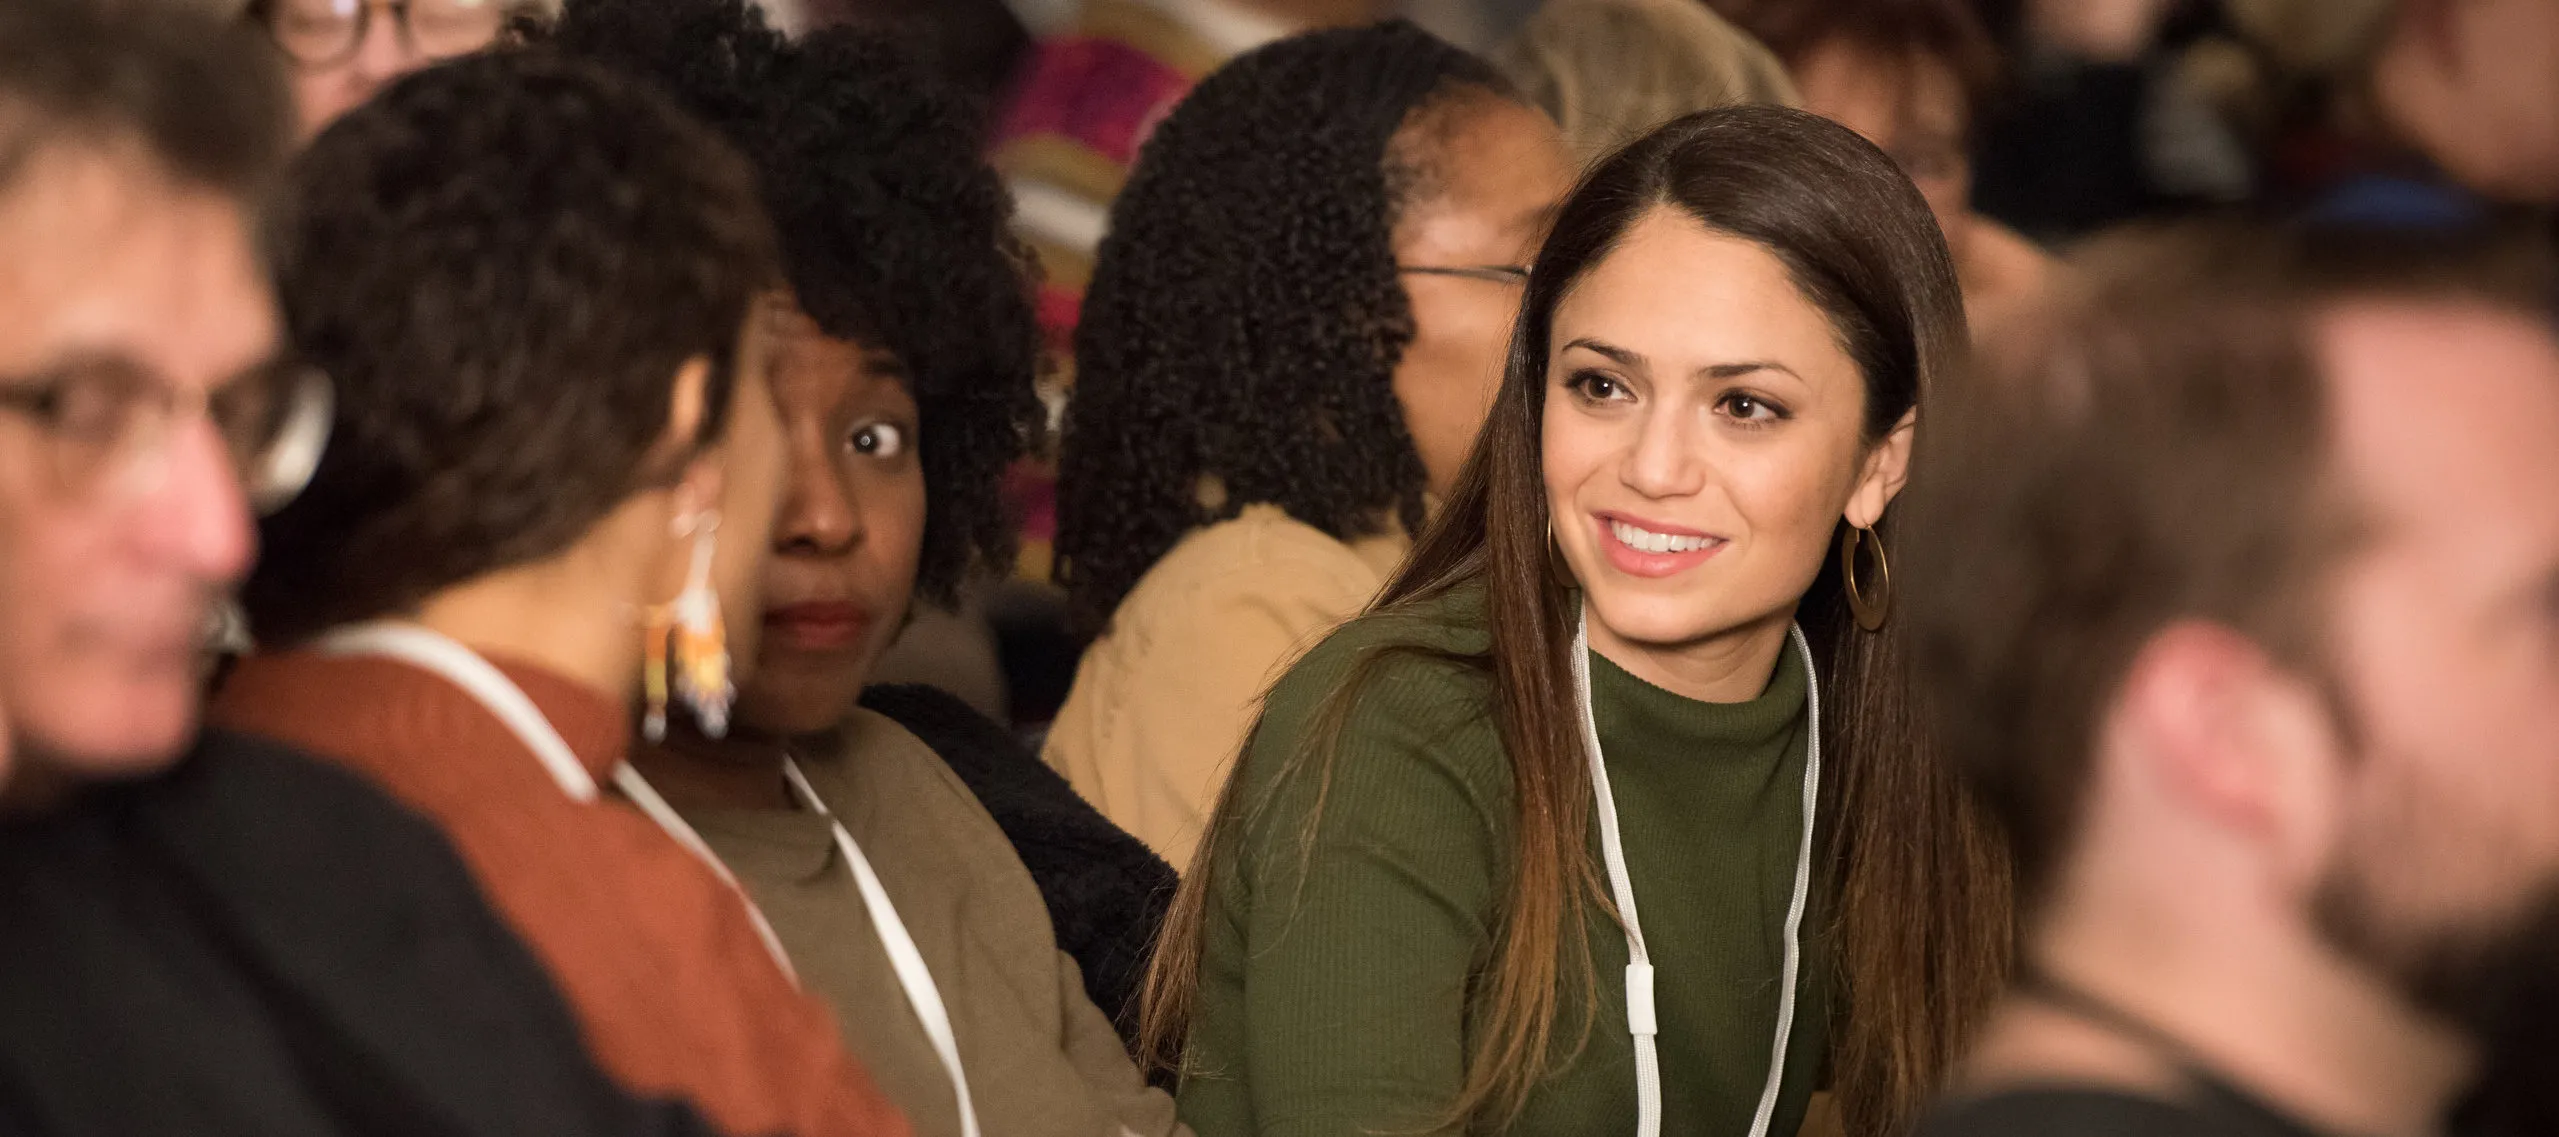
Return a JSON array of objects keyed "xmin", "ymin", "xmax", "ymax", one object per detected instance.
[
  {"xmin": 1908, "ymin": 223, "xmax": 2559, "ymax": 1137},
  {"xmin": 0, "ymin": 1, "xmax": 723, "ymax": 1130},
  {"xmin": 0, "ymin": 1, "xmax": 304, "ymax": 811}
]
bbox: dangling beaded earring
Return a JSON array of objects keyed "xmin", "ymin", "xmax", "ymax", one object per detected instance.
[{"xmin": 641, "ymin": 511, "xmax": 734, "ymax": 742}]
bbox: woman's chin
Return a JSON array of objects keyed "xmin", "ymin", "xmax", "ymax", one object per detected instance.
[{"xmin": 732, "ymin": 675, "xmax": 863, "ymax": 739}]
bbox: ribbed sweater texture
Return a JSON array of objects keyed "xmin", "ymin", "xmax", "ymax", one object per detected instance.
[{"xmin": 1176, "ymin": 586, "xmax": 1830, "ymax": 1136}]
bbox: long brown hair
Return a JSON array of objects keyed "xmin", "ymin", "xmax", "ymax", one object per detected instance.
[{"xmin": 1140, "ymin": 105, "xmax": 2012, "ymax": 1136}]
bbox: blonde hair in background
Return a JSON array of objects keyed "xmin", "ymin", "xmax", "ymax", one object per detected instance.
[{"xmin": 1497, "ymin": 0, "xmax": 1800, "ymax": 164}]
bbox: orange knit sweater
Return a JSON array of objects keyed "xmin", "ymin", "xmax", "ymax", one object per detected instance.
[{"xmin": 211, "ymin": 650, "xmax": 911, "ymax": 1137}]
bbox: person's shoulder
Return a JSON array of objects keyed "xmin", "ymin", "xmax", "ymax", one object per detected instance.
[
  {"xmin": 1242, "ymin": 582, "xmax": 1503, "ymax": 795},
  {"xmin": 1089, "ymin": 507, "xmax": 1405, "ymax": 672},
  {"xmin": 821, "ymin": 708, "xmax": 1006, "ymax": 839},
  {"xmin": 162, "ymin": 729, "xmax": 445, "ymax": 844},
  {"xmin": 1918, "ymin": 1085, "xmax": 2279, "ymax": 1137},
  {"xmin": 1146, "ymin": 507, "xmax": 1391, "ymax": 601},
  {"xmin": 863, "ymin": 682, "xmax": 1172, "ymax": 873},
  {"xmin": 1268, "ymin": 580, "xmax": 1491, "ymax": 708}
]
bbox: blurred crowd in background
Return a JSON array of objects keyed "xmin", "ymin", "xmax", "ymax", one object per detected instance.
[{"xmin": 4, "ymin": 0, "xmax": 2559, "ymax": 1136}]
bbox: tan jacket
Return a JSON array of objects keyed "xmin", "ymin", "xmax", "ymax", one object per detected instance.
[
  {"xmin": 1043, "ymin": 504, "xmax": 1411, "ymax": 870},
  {"xmin": 682, "ymin": 711, "xmax": 1181, "ymax": 1137}
]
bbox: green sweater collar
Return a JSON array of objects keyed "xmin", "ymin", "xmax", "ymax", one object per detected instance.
[{"xmin": 1587, "ymin": 628, "xmax": 1810, "ymax": 760}]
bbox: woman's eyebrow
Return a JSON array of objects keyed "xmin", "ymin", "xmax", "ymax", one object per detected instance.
[
  {"xmin": 1561, "ymin": 339, "xmax": 1801, "ymax": 384},
  {"xmin": 1701, "ymin": 360, "xmax": 1800, "ymax": 381},
  {"xmin": 1561, "ymin": 337, "xmax": 1643, "ymax": 367}
]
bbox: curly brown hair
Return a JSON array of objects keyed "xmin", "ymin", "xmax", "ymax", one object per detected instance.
[
  {"xmin": 244, "ymin": 50, "xmax": 779, "ymax": 644},
  {"xmin": 1053, "ymin": 21, "xmax": 1520, "ymax": 633},
  {"xmin": 546, "ymin": 0, "xmax": 1046, "ymax": 605}
]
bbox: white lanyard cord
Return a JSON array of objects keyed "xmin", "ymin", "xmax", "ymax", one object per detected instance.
[
  {"xmin": 312, "ymin": 622, "xmax": 797, "ymax": 981},
  {"xmin": 611, "ymin": 757, "xmax": 985, "ymax": 1137},
  {"xmin": 608, "ymin": 763, "xmax": 798, "ymax": 983},
  {"xmin": 1572, "ymin": 610, "xmax": 1821, "ymax": 1137},
  {"xmin": 317, "ymin": 622, "xmax": 602, "ymax": 803},
  {"xmin": 779, "ymin": 758, "xmax": 981, "ymax": 1137}
]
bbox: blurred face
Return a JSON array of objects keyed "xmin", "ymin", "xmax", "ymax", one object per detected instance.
[
  {"xmin": 732, "ymin": 301, "xmax": 925, "ymax": 736},
  {"xmin": 2420, "ymin": 0, "xmax": 2559, "ymax": 201},
  {"xmin": 1392, "ymin": 96, "xmax": 1576, "ymax": 499},
  {"xmin": 1793, "ymin": 37, "xmax": 1972, "ymax": 249},
  {"xmin": 266, "ymin": 0, "xmax": 509, "ymax": 137},
  {"xmin": 703, "ymin": 307, "xmax": 788, "ymax": 681},
  {"xmin": 2305, "ymin": 301, "xmax": 2559, "ymax": 1028},
  {"xmin": 0, "ymin": 146, "xmax": 272, "ymax": 792},
  {"xmin": 1542, "ymin": 208, "xmax": 1910, "ymax": 677}
]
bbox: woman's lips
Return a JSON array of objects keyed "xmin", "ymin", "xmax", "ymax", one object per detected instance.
[
  {"xmin": 1593, "ymin": 512, "xmax": 1728, "ymax": 579},
  {"xmin": 762, "ymin": 601, "xmax": 872, "ymax": 652}
]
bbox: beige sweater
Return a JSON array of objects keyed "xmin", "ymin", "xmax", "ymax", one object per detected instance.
[
  {"xmin": 1043, "ymin": 504, "xmax": 1411, "ymax": 870},
  {"xmin": 682, "ymin": 710, "xmax": 1181, "ymax": 1137}
]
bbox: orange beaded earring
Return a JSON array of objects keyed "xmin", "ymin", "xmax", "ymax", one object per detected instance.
[{"xmin": 642, "ymin": 511, "xmax": 733, "ymax": 742}]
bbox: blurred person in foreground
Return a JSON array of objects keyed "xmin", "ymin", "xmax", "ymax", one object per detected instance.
[
  {"xmin": 546, "ymin": 2, "xmax": 1182, "ymax": 1130},
  {"xmin": 242, "ymin": 0, "xmax": 552, "ymax": 136},
  {"xmin": 0, "ymin": 1, "xmax": 737, "ymax": 1131},
  {"xmin": 1725, "ymin": 0, "xmax": 2054, "ymax": 345},
  {"xmin": 210, "ymin": 49, "xmax": 911, "ymax": 1137},
  {"xmin": 1907, "ymin": 222, "xmax": 2559, "ymax": 1137},
  {"xmin": 2304, "ymin": 0, "xmax": 2559, "ymax": 222},
  {"xmin": 1493, "ymin": 0, "xmax": 1799, "ymax": 166}
]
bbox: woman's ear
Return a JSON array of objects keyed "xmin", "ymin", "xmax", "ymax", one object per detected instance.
[
  {"xmin": 1844, "ymin": 408, "xmax": 1918, "ymax": 530},
  {"xmin": 670, "ymin": 456, "xmax": 728, "ymax": 531},
  {"xmin": 662, "ymin": 355, "xmax": 712, "ymax": 459},
  {"xmin": 657, "ymin": 355, "xmax": 727, "ymax": 530}
]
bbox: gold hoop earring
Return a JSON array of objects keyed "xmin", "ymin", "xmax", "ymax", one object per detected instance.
[
  {"xmin": 1544, "ymin": 514, "xmax": 1577, "ymax": 590},
  {"xmin": 1840, "ymin": 524, "xmax": 1892, "ymax": 632}
]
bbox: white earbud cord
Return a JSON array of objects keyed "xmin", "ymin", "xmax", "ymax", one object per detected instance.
[{"xmin": 1573, "ymin": 609, "xmax": 1821, "ymax": 1137}]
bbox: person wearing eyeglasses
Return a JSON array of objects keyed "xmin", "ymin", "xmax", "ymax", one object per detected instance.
[
  {"xmin": 1721, "ymin": 0, "xmax": 2055, "ymax": 349},
  {"xmin": 0, "ymin": 2, "xmax": 750, "ymax": 1133},
  {"xmin": 245, "ymin": 0, "xmax": 538, "ymax": 136},
  {"xmin": 1046, "ymin": 22, "xmax": 1575, "ymax": 871}
]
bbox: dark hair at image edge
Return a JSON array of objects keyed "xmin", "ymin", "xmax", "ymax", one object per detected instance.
[
  {"xmin": 243, "ymin": 50, "xmax": 780, "ymax": 643},
  {"xmin": 1055, "ymin": 20, "xmax": 1523, "ymax": 634},
  {"xmin": 0, "ymin": 0, "xmax": 291, "ymax": 202},
  {"xmin": 544, "ymin": 0, "xmax": 1045, "ymax": 603},
  {"xmin": 1141, "ymin": 106, "xmax": 2014, "ymax": 1135}
]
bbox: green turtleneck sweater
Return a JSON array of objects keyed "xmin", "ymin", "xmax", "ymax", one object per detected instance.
[{"xmin": 1176, "ymin": 585, "xmax": 1829, "ymax": 1137}]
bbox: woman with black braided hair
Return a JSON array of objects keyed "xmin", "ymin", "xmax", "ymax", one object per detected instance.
[
  {"xmin": 548, "ymin": 3, "xmax": 1184, "ymax": 1135},
  {"xmin": 1046, "ymin": 22, "xmax": 1577, "ymax": 871}
]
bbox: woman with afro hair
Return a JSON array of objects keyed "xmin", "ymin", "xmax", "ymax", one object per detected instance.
[
  {"xmin": 1047, "ymin": 21, "xmax": 1577, "ymax": 872},
  {"xmin": 548, "ymin": 3, "xmax": 1184, "ymax": 1136}
]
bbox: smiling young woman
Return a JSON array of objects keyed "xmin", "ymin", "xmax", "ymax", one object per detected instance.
[{"xmin": 1141, "ymin": 106, "xmax": 2012, "ymax": 1137}]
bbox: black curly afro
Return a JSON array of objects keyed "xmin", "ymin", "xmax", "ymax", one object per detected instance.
[
  {"xmin": 546, "ymin": 0, "xmax": 1044, "ymax": 606},
  {"xmin": 1054, "ymin": 21, "xmax": 1520, "ymax": 632}
]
